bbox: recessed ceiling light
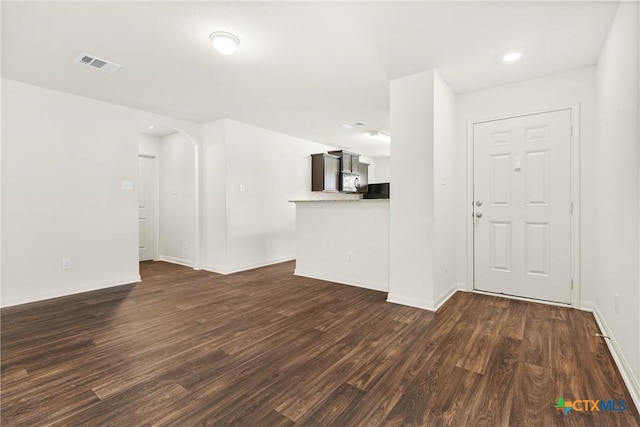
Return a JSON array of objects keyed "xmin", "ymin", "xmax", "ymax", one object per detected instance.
[
  {"xmin": 148, "ymin": 126, "xmax": 155, "ymax": 130},
  {"xmin": 210, "ymin": 31, "xmax": 240, "ymax": 55},
  {"xmin": 369, "ymin": 131, "xmax": 391, "ymax": 143},
  {"xmin": 343, "ymin": 121, "xmax": 366, "ymax": 129},
  {"xmin": 503, "ymin": 52, "xmax": 522, "ymax": 63}
]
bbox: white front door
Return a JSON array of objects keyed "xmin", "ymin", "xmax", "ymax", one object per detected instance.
[
  {"xmin": 473, "ymin": 109, "xmax": 572, "ymax": 304},
  {"xmin": 138, "ymin": 155, "xmax": 156, "ymax": 261}
]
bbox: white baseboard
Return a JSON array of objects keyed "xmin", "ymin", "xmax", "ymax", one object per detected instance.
[
  {"xmin": 226, "ymin": 257, "xmax": 295, "ymax": 275},
  {"xmin": 158, "ymin": 255, "xmax": 195, "ymax": 268},
  {"xmin": 294, "ymin": 269, "xmax": 389, "ymax": 293},
  {"xmin": 386, "ymin": 283, "xmax": 462, "ymax": 312},
  {"xmin": 592, "ymin": 304, "xmax": 640, "ymax": 413},
  {"xmin": 434, "ymin": 283, "xmax": 459, "ymax": 311},
  {"xmin": 386, "ymin": 293, "xmax": 434, "ymax": 311},
  {"xmin": 203, "ymin": 257, "xmax": 295, "ymax": 276},
  {"xmin": 579, "ymin": 300, "xmax": 596, "ymax": 311},
  {"xmin": 456, "ymin": 282, "xmax": 469, "ymax": 291},
  {"xmin": 1, "ymin": 275, "xmax": 141, "ymax": 308},
  {"xmin": 202, "ymin": 265, "xmax": 226, "ymax": 275}
]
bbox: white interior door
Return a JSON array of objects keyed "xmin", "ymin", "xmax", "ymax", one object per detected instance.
[
  {"xmin": 473, "ymin": 109, "xmax": 572, "ymax": 304},
  {"xmin": 138, "ymin": 155, "xmax": 156, "ymax": 261}
]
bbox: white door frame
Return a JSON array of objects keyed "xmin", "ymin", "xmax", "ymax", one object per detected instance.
[
  {"xmin": 466, "ymin": 104, "xmax": 581, "ymax": 307},
  {"xmin": 138, "ymin": 153, "xmax": 159, "ymax": 261}
]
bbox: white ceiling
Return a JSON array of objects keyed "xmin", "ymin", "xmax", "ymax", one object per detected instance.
[{"xmin": 1, "ymin": 1, "xmax": 618, "ymax": 157}]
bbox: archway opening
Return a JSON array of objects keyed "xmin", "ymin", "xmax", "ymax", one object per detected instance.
[{"xmin": 137, "ymin": 125, "xmax": 200, "ymax": 275}]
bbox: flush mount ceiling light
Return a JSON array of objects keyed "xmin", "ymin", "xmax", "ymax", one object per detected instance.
[
  {"xmin": 503, "ymin": 52, "xmax": 522, "ymax": 63},
  {"xmin": 209, "ymin": 31, "xmax": 240, "ymax": 55},
  {"xmin": 369, "ymin": 131, "xmax": 391, "ymax": 143}
]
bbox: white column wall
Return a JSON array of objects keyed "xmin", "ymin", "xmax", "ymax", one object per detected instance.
[
  {"xmin": 433, "ymin": 71, "xmax": 458, "ymax": 304},
  {"xmin": 594, "ymin": 0, "xmax": 640, "ymax": 406},
  {"xmin": 202, "ymin": 120, "xmax": 228, "ymax": 272},
  {"xmin": 388, "ymin": 70, "xmax": 436, "ymax": 309}
]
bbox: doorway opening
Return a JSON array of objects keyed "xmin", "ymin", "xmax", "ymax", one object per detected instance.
[{"xmin": 137, "ymin": 125, "xmax": 200, "ymax": 273}]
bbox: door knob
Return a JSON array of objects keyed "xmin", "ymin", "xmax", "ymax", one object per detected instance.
[
  {"xmin": 475, "ymin": 212, "xmax": 483, "ymax": 218},
  {"xmin": 475, "ymin": 200, "xmax": 483, "ymax": 207}
]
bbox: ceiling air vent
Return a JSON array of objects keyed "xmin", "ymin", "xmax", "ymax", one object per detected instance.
[{"xmin": 74, "ymin": 53, "xmax": 121, "ymax": 73}]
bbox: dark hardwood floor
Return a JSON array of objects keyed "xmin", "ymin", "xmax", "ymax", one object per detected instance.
[{"xmin": 1, "ymin": 261, "xmax": 638, "ymax": 426}]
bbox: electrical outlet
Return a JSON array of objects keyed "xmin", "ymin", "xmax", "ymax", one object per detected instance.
[
  {"xmin": 183, "ymin": 241, "xmax": 189, "ymax": 251},
  {"xmin": 347, "ymin": 251, "xmax": 353, "ymax": 262},
  {"xmin": 444, "ymin": 259, "xmax": 449, "ymax": 272},
  {"xmin": 62, "ymin": 258, "xmax": 72, "ymax": 270},
  {"xmin": 614, "ymin": 293, "xmax": 619, "ymax": 314}
]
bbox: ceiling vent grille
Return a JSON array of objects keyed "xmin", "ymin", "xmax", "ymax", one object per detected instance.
[{"xmin": 74, "ymin": 53, "xmax": 121, "ymax": 73}]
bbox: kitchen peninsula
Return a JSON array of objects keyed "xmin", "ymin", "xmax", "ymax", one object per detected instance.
[{"xmin": 292, "ymin": 199, "xmax": 389, "ymax": 292}]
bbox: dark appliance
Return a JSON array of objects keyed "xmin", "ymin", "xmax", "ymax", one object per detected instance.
[{"xmin": 364, "ymin": 183, "xmax": 390, "ymax": 199}]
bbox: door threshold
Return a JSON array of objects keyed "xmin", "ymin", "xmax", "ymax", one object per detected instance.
[{"xmin": 472, "ymin": 289, "xmax": 572, "ymax": 308}]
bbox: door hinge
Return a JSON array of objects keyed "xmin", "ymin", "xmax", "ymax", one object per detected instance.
[
  {"xmin": 570, "ymin": 124, "xmax": 574, "ymax": 136},
  {"xmin": 570, "ymin": 201, "xmax": 574, "ymax": 213},
  {"xmin": 571, "ymin": 278, "xmax": 574, "ymax": 289}
]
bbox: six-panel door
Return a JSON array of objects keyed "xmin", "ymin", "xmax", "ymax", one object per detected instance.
[{"xmin": 473, "ymin": 109, "xmax": 572, "ymax": 304}]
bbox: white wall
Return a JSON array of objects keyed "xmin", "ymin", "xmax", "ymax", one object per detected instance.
[
  {"xmin": 389, "ymin": 70, "xmax": 436, "ymax": 309},
  {"xmin": 158, "ymin": 132, "xmax": 197, "ymax": 266},
  {"xmin": 1, "ymin": 79, "xmax": 377, "ymax": 307},
  {"xmin": 371, "ymin": 157, "xmax": 390, "ymax": 183},
  {"xmin": 202, "ymin": 118, "xmax": 371, "ymax": 274},
  {"xmin": 138, "ymin": 134, "xmax": 161, "ymax": 158},
  {"xmin": 595, "ymin": 0, "xmax": 639, "ymax": 405},
  {"xmin": 433, "ymin": 71, "xmax": 457, "ymax": 301},
  {"xmin": 455, "ymin": 67, "xmax": 597, "ymax": 305},
  {"xmin": 1, "ymin": 79, "xmax": 200, "ymax": 307},
  {"xmin": 294, "ymin": 200, "xmax": 389, "ymax": 291},
  {"xmin": 202, "ymin": 120, "xmax": 227, "ymax": 273}
]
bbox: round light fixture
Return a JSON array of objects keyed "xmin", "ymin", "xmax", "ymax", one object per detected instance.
[
  {"xmin": 210, "ymin": 31, "xmax": 240, "ymax": 55},
  {"xmin": 503, "ymin": 52, "xmax": 522, "ymax": 63}
]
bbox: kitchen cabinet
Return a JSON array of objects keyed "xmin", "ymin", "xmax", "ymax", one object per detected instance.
[
  {"xmin": 358, "ymin": 163, "xmax": 369, "ymax": 193},
  {"xmin": 311, "ymin": 153, "xmax": 340, "ymax": 192},
  {"xmin": 328, "ymin": 150, "xmax": 360, "ymax": 174}
]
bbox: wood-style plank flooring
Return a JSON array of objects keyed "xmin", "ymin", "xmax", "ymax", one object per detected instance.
[{"xmin": 2, "ymin": 261, "xmax": 638, "ymax": 426}]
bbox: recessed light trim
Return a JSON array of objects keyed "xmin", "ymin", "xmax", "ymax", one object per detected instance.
[
  {"xmin": 342, "ymin": 121, "xmax": 366, "ymax": 129},
  {"xmin": 210, "ymin": 31, "xmax": 240, "ymax": 55},
  {"xmin": 369, "ymin": 131, "xmax": 391, "ymax": 143},
  {"xmin": 503, "ymin": 52, "xmax": 522, "ymax": 63}
]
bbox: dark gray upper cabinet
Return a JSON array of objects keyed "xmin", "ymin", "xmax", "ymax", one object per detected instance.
[
  {"xmin": 311, "ymin": 153, "xmax": 340, "ymax": 192},
  {"xmin": 328, "ymin": 150, "xmax": 360, "ymax": 174}
]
